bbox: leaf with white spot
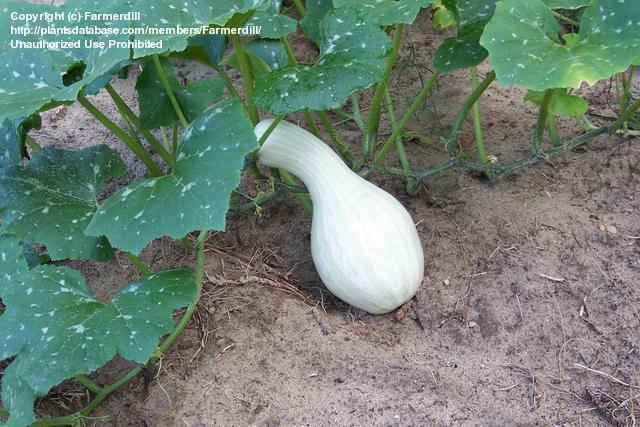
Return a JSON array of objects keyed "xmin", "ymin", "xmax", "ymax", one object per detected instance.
[
  {"xmin": 524, "ymin": 89, "xmax": 588, "ymax": 116},
  {"xmin": 254, "ymin": 9, "xmax": 391, "ymax": 114},
  {"xmin": 543, "ymin": 0, "xmax": 589, "ymax": 8},
  {"xmin": 0, "ymin": 235, "xmax": 28, "ymax": 283},
  {"xmin": 300, "ymin": 0, "xmax": 334, "ymax": 43},
  {"xmin": 249, "ymin": 0, "xmax": 298, "ymax": 38},
  {"xmin": 480, "ymin": 0, "xmax": 640, "ymax": 91},
  {"xmin": 434, "ymin": 0, "xmax": 498, "ymax": 72},
  {"xmin": 333, "ymin": 0, "xmax": 434, "ymax": 25},
  {"xmin": 246, "ymin": 40, "xmax": 289, "ymax": 70},
  {"xmin": 175, "ymin": 35, "xmax": 228, "ymax": 66},
  {"xmin": 0, "ymin": 145, "xmax": 126, "ymax": 261},
  {"xmin": 85, "ymin": 99, "xmax": 258, "ymax": 254},
  {"xmin": 136, "ymin": 57, "xmax": 225, "ymax": 129},
  {"xmin": 0, "ymin": 0, "xmax": 269, "ymax": 122},
  {"xmin": 0, "ymin": 120, "xmax": 25, "ymax": 169},
  {"xmin": 0, "ymin": 264, "xmax": 197, "ymax": 422},
  {"xmin": 130, "ymin": 0, "xmax": 269, "ymax": 58},
  {"xmin": 1, "ymin": 360, "xmax": 37, "ymax": 427}
]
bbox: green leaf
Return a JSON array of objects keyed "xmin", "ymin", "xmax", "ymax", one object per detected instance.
[
  {"xmin": 175, "ymin": 35, "xmax": 229, "ymax": 66},
  {"xmin": 434, "ymin": 29, "xmax": 488, "ymax": 72},
  {"xmin": 0, "ymin": 0, "xmax": 269, "ymax": 122},
  {"xmin": 246, "ymin": 40, "xmax": 289, "ymax": 70},
  {"xmin": 0, "ymin": 146, "xmax": 126, "ymax": 261},
  {"xmin": 524, "ymin": 89, "xmax": 588, "ymax": 117},
  {"xmin": 300, "ymin": 0, "xmax": 334, "ymax": 43},
  {"xmin": 136, "ymin": 57, "xmax": 225, "ymax": 129},
  {"xmin": 223, "ymin": 49, "xmax": 273, "ymax": 78},
  {"xmin": 0, "ymin": 120, "xmax": 25, "ymax": 168},
  {"xmin": 0, "ymin": 265, "xmax": 197, "ymax": 395},
  {"xmin": 434, "ymin": 0, "xmax": 497, "ymax": 72},
  {"xmin": 81, "ymin": 60, "xmax": 134, "ymax": 97},
  {"xmin": 254, "ymin": 9, "xmax": 391, "ymax": 114},
  {"xmin": 1, "ymin": 361, "xmax": 37, "ymax": 427},
  {"xmin": 480, "ymin": 0, "xmax": 640, "ymax": 90},
  {"xmin": 129, "ymin": 0, "xmax": 269, "ymax": 58},
  {"xmin": 432, "ymin": 2, "xmax": 457, "ymax": 29},
  {"xmin": 0, "ymin": 235, "xmax": 28, "ymax": 283},
  {"xmin": 333, "ymin": 0, "xmax": 434, "ymax": 25},
  {"xmin": 543, "ymin": 0, "xmax": 589, "ymax": 8},
  {"xmin": 85, "ymin": 99, "xmax": 258, "ymax": 254},
  {"xmin": 250, "ymin": 0, "xmax": 298, "ymax": 38}
]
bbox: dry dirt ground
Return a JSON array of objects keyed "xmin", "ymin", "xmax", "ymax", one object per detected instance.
[{"xmin": 11, "ymin": 10, "xmax": 640, "ymax": 427}]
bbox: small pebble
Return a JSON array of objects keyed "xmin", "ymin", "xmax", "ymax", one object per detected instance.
[
  {"xmin": 468, "ymin": 321, "xmax": 477, "ymax": 328},
  {"xmin": 606, "ymin": 225, "xmax": 618, "ymax": 234},
  {"xmin": 443, "ymin": 278, "xmax": 450, "ymax": 285}
]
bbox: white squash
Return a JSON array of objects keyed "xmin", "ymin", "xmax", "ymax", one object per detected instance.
[{"xmin": 254, "ymin": 119, "xmax": 424, "ymax": 314}]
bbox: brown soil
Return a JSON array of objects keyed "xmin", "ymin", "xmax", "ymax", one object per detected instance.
[{"xmin": 17, "ymin": 10, "xmax": 640, "ymax": 427}]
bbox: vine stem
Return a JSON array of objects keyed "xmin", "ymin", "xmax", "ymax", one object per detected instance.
[
  {"xmin": 231, "ymin": 35, "xmax": 259, "ymax": 125},
  {"xmin": 105, "ymin": 84, "xmax": 174, "ymax": 167},
  {"xmin": 382, "ymin": 86, "xmax": 411, "ymax": 180},
  {"xmin": 279, "ymin": 170, "xmax": 313, "ymax": 213},
  {"xmin": 610, "ymin": 98, "xmax": 640, "ymax": 133},
  {"xmin": 291, "ymin": 0, "xmax": 306, "ymax": 16},
  {"xmin": 258, "ymin": 116, "xmax": 284, "ymax": 145},
  {"xmin": 532, "ymin": 89, "xmax": 554, "ymax": 153},
  {"xmin": 24, "ymin": 135, "xmax": 42, "ymax": 152},
  {"xmin": 303, "ymin": 110, "xmax": 321, "ymax": 138},
  {"xmin": 74, "ymin": 374, "xmax": 103, "ymax": 394},
  {"xmin": 152, "ymin": 55, "xmax": 189, "ymax": 129},
  {"xmin": 470, "ymin": 67, "xmax": 488, "ymax": 164},
  {"xmin": 125, "ymin": 252, "xmax": 152, "ymax": 276},
  {"xmin": 364, "ymin": 24, "xmax": 404, "ymax": 156},
  {"xmin": 373, "ymin": 71, "xmax": 439, "ymax": 164},
  {"xmin": 446, "ymin": 70, "xmax": 496, "ymax": 156},
  {"xmin": 213, "ymin": 64, "xmax": 241, "ymax": 99},
  {"xmin": 552, "ymin": 10, "xmax": 580, "ymax": 27},
  {"xmin": 78, "ymin": 96, "xmax": 163, "ymax": 177},
  {"xmin": 547, "ymin": 114, "xmax": 560, "ymax": 146}
]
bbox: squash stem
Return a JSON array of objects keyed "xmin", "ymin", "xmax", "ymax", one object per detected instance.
[
  {"xmin": 279, "ymin": 170, "xmax": 313, "ymax": 213},
  {"xmin": 382, "ymin": 86, "xmax": 411, "ymax": 180},
  {"xmin": 303, "ymin": 110, "xmax": 321, "ymax": 138},
  {"xmin": 470, "ymin": 67, "xmax": 488, "ymax": 164},
  {"xmin": 373, "ymin": 70, "xmax": 438, "ymax": 164},
  {"xmin": 364, "ymin": 24, "xmax": 403, "ymax": 157},
  {"xmin": 446, "ymin": 70, "xmax": 496, "ymax": 156},
  {"xmin": 125, "ymin": 252, "xmax": 152, "ymax": 276},
  {"xmin": 152, "ymin": 55, "xmax": 189, "ymax": 129},
  {"xmin": 213, "ymin": 64, "xmax": 241, "ymax": 99},
  {"xmin": 74, "ymin": 374, "xmax": 103, "ymax": 394},
  {"xmin": 532, "ymin": 89, "xmax": 554, "ymax": 153},
  {"xmin": 611, "ymin": 98, "xmax": 640, "ymax": 133},
  {"xmin": 316, "ymin": 111, "xmax": 353, "ymax": 164},
  {"xmin": 105, "ymin": 84, "xmax": 174, "ymax": 166},
  {"xmin": 231, "ymin": 35, "xmax": 259, "ymax": 125},
  {"xmin": 350, "ymin": 94, "xmax": 365, "ymax": 133},
  {"xmin": 78, "ymin": 96, "xmax": 163, "ymax": 177},
  {"xmin": 547, "ymin": 114, "xmax": 560, "ymax": 146}
]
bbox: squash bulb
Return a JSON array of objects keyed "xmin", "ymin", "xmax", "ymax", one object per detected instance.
[{"xmin": 255, "ymin": 119, "xmax": 424, "ymax": 314}]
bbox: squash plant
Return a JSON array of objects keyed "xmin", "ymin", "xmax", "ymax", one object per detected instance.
[{"xmin": 1, "ymin": 0, "xmax": 639, "ymax": 424}]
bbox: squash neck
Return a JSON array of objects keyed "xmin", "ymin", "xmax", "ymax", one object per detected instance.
[{"xmin": 257, "ymin": 120, "xmax": 354, "ymax": 195}]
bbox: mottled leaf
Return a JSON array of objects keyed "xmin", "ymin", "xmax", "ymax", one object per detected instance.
[
  {"xmin": 333, "ymin": 0, "xmax": 434, "ymax": 25},
  {"xmin": 0, "ymin": 265, "xmax": 197, "ymax": 395},
  {"xmin": 86, "ymin": 99, "xmax": 258, "ymax": 254},
  {"xmin": 136, "ymin": 57, "xmax": 225, "ymax": 129},
  {"xmin": 544, "ymin": 0, "xmax": 589, "ymax": 8},
  {"xmin": 250, "ymin": 0, "xmax": 298, "ymax": 38},
  {"xmin": 176, "ymin": 35, "xmax": 229, "ymax": 65},
  {"xmin": 480, "ymin": 0, "xmax": 640, "ymax": 90},
  {"xmin": 300, "ymin": 0, "xmax": 334, "ymax": 43},
  {"xmin": 434, "ymin": 0, "xmax": 497, "ymax": 72},
  {"xmin": 0, "ymin": 120, "xmax": 24, "ymax": 168},
  {"xmin": 254, "ymin": 9, "xmax": 390, "ymax": 114},
  {"xmin": 0, "ymin": 146, "xmax": 126, "ymax": 261},
  {"xmin": 1, "ymin": 361, "xmax": 37, "ymax": 427}
]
